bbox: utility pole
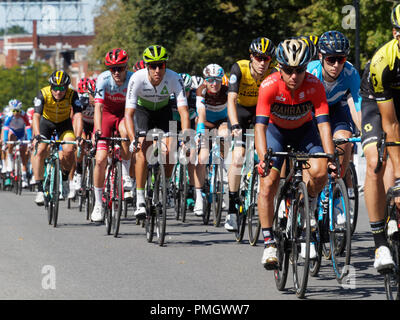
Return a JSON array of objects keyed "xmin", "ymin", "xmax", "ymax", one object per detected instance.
[{"xmin": 354, "ymin": 0, "xmax": 361, "ymax": 72}]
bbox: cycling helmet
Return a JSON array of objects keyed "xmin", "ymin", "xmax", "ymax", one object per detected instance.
[
  {"xmin": 276, "ymin": 38, "xmax": 312, "ymax": 67},
  {"xmin": 203, "ymin": 64, "xmax": 224, "ymax": 79},
  {"xmin": 299, "ymin": 36, "xmax": 318, "ymax": 60},
  {"xmin": 78, "ymin": 77, "xmax": 96, "ymax": 95},
  {"xmin": 143, "ymin": 45, "xmax": 169, "ymax": 63},
  {"xmin": 104, "ymin": 48, "xmax": 128, "ymax": 67},
  {"xmin": 48, "ymin": 70, "xmax": 71, "ymax": 87},
  {"xmin": 3, "ymin": 107, "xmax": 10, "ymax": 115},
  {"xmin": 191, "ymin": 76, "xmax": 204, "ymax": 89},
  {"xmin": 179, "ymin": 73, "xmax": 192, "ymax": 91},
  {"xmin": 318, "ymin": 31, "xmax": 350, "ymax": 56},
  {"xmin": 27, "ymin": 107, "xmax": 34, "ymax": 119},
  {"xmin": 391, "ymin": 4, "xmax": 400, "ymax": 29},
  {"xmin": 8, "ymin": 99, "xmax": 22, "ymax": 112},
  {"xmin": 249, "ymin": 37, "xmax": 276, "ymax": 58},
  {"xmin": 133, "ymin": 60, "xmax": 146, "ymax": 72}
]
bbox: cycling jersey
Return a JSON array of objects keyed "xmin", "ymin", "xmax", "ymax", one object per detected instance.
[
  {"xmin": 125, "ymin": 68, "xmax": 187, "ymax": 111},
  {"xmin": 367, "ymin": 38, "xmax": 400, "ymax": 103},
  {"xmin": 3, "ymin": 112, "xmax": 32, "ymax": 142},
  {"xmin": 307, "ymin": 60, "xmax": 361, "ymax": 112},
  {"xmin": 228, "ymin": 59, "xmax": 276, "ymax": 107},
  {"xmin": 256, "ymin": 72, "xmax": 330, "ymax": 129},
  {"xmin": 34, "ymin": 86, "xmax": 81, "ymax": 124},
  {"xmin": 196, "ymin": 83, "xmax": 228, "ymax": 123},
  {"xmin": 170, "ymin": 88, "xmax": 197, "ymax": 121},
  {"xmin": 79, "ymin": 94, "xmax": 94, "ymax": 125},
  {"xmin": 94, "ymin": 70, "xmax": 133, "ymax": 117}
]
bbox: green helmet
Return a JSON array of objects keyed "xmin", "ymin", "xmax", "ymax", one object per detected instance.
[{"xmin": 143, "ymin": 45, "xmax": 169, "ymax": 63}]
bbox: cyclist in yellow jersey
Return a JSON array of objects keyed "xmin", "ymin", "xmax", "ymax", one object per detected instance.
[
  {"xmin": 359, "ymin": 5, "xmax": 400, "ymax": 272},
  {"xmin": 225, "ymin": 37, "xmax": 277, "ymax": 231},
  {"xmin": 32, "ymin": 70, "xmax": 83, "ymax": 205}
]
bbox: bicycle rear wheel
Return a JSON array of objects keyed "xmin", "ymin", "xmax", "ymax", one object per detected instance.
[
  {"xmin": 345, "ymin": 161, "xmax": 359, "ymax": 236},
  {"xmin": 154, "ymin": 164, "xmax": 167, "ymax": 246},
  {"xmin": 292, "ymin": 181, "xmax": 310, "ymax": 299},
  {"xmin": 104, "ymin": 167, "xmax": 112, "ymax": 235},
  {"xmin": 273, "ymin": 179, "xmax": 289, "ymax": 291},
  {"xmin": 383, "ymin": 191, "xmax": 400, "ymax": 300},
  {"xmin": 85, "ymin": 158, "xmax": 95, "ymax": 221},
  {"xmin": 202, "ymin": 166, "xmax": 211, "ymax": 225},
  {"xmin": 112, "ymin": 161, "xmax": 123, "ymax": 237},
  {"xmin": 330, "ymin": 178, "xmax": 351, "ymax": 283},
  {"xmin": 248, "ymin": 168, "xmax": 261, "ymax": 246},
  {"xmin": 171, "ymin": 164, "xmax": 180, "ymax": 221}
]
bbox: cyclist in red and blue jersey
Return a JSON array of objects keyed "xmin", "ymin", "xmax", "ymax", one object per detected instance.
[
  {"xmin": 255, "ymin": 38, "xmax": 336, "ymax": 270},
  {"xmin": 2, "ymin": 99, "xmax": 32, "ymax": 188},
  {"xmin": 91, "ymin": 48, "xmax": 133, "ymax": 222}
]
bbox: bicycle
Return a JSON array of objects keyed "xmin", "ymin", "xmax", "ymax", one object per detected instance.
[
  {"xmin": 200, "ymin": 134, "xmax": 224, "ymax": 227},
  {"xmin": 78, "ymin": 139, "xmax": 96, "ymax": 221},
  {"xmin": 375, "ymin": 131, "xmax": 400, "ymax": 300},
  {"xmin": 309, "ymin": 148, "xmax": 351, "ymax": 284},
  {"xmin": 334, "ymin": 135, "xmax": 361, "ymax": 236},
  {"xmin": 95, "ymin": 134, "xmax": 128, "ymax": 237},
  {"xmin": 7, "ymin": 140, "xmax": 30, "ymax": 196},
  {"xmin": 37, "ymin": 138, "xmax": 77, "ymax": 228},
  {"xmin": 235, "ymin": 133, "xmax": 261, "ymax": 245},
  {"xmin": 271, "ymin": 148, "xmax": 334, "ymax": 299}
]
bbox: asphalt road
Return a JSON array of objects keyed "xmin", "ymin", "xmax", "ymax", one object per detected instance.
[{"xmin": 0, "ymin": 184, "xmax": 389, "ymax": 302}]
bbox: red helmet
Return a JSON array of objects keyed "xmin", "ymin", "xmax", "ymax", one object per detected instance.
[
  {"xmin": 133, "ymin": 60, "xmax": 146, "ymax": 72},
  {"xmin": 78, "ymin": 77, "xmax": 96, "ymax": 95},
  {"xmin": 104, "ymin": 48, "xmax": 129, "ymax": 67}
]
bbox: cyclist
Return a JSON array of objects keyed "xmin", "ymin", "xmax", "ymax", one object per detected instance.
[
  {"xmin": 226, "ymin": 36, "xmax": 277, "ymax": 231},
  {"xmin": 2, "ymin": 99, "xmax": 32, "ymax": 188},
  {"xmin": 255, "ymin": 38, "xmax": 336, "ymax": 269},
  {"xmin": 124, "ymin": 44, "xmax": 190, "ymax": 218},
  {"xmin": 193, "ymin": 63, "xmax": 229, "ymax": 216},
  {"xmin": 32, "ymin": 70, "xmax": 83, "ymax": 205},
  {"xmin": 91, "ymin": 48, "xmax": 133, "ymax": 222},
  {"xmin": 191, "ymin": 75, "xmax": 204, "ymax": 90},
  {"xmin": 133, "ymin": 60, "xmax": 146, "ymax": 73},
  {"xmin": 307, "ymin": 31, "xmax": 361, "ymax": 210},
  {"xmin": 357, "ymin": 5, "xmax": 400, "ymax": 272},
  {"xmin": 70, "ymin": 77, "xmax": 96, "ymax": 198}
]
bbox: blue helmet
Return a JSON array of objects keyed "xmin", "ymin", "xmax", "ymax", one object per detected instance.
[
  {"xmin": 276, "ymin": 38, "xmax": 312, "ymax": 67},
  {"xmin": 318, "ymin": 31, "xmax": 350, "ymax": 56},
  {"xmin": 8, "ymin": 99, "xmax": 22, "ymax": 112}
]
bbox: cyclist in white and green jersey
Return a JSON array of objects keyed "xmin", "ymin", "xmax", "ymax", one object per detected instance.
[{"xmin": 125, "ymin": 45, "xmax": 190, "ymax": 218}]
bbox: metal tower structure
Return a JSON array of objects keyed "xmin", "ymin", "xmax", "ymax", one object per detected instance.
[{"xmin": 0, "ymin": 0, "xmax": 91, "ymax": 35}]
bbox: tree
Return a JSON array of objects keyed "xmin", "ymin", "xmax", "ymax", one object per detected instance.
[{"xmin": 0, "ymin": 25, "xmax": 28, "ymax": 36}]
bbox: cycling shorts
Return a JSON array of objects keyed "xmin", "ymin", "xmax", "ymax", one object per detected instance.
[
  {"xmin": 39, "ymin": 116, "xmax": 75, "ymax": 140},
  {"xmin": 134, "ymin": 104, "xmax": 173, "ymax": 136},
  {"xmin": 267, "ymin": 121, "xmax": 323, "ymax": 172},
  {"xmin": 360, "ymin": 94, "xmax": 383, "ymax": 151},
  {"xmin": 329, "ymin": 101, "xmax": 352, "ymax": 134},
  {"xmin": 228, "ymin": 103, "xmax": 256, "ymax": 145}
]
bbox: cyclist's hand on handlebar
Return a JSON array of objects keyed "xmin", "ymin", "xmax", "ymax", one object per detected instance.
[
  {"xmin": 231, "ymin": 124, "xmax": 242, "ymax": 138},
  {"xmin": 257, "ymin": 160, "xmax": 271, "ymax": 177},
  {"xmin": 327, "ymin": 161, "xmax": 338, "ymax": 179},
  {"xmin": 129, "ymin": 139, "xmax": 140, "ymax": 153}
]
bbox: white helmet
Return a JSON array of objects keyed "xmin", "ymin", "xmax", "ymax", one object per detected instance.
[
  {"xmin": 203, "ymin": 63, "xmax": 224, "ymax": 79},
  {"xmin": 191, "ymin": 75, "xmax": 204, "ymax": 89}
]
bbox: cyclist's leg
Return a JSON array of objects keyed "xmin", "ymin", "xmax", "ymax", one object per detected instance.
[
  {"xmin": 6, "ymin": 129, "xmax": 17, "ymax": 173},
  {"xmin": 118, "ymin": 118, "xmax": 134, "ymax": 191},
  {"xmin": 361, "ymin": 95, "xmax": 394, "ymax": 270}
]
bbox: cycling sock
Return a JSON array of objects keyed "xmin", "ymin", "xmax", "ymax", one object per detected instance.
[
  {"xmin": 228, "ymin": 191, "xmax": 238, "ymax": 213},
  {"xmin": 370, "ymin": 220, "xmax": 388, "ymax": 249},
  {"xmin": 137, "ymin": 188, "xmax": 145, "ymax": 207},
  {"xmin": 76, "ymin": 162, "xmax": 83, "ymax": 175},
  {"xmin": 262, "ymin": 228, "xmax": 275, "ymax": 247},
  {"xmin": 62, "ymin": 170, "xmax": 69, "ymax": 182},
  {"xmin": 37, "ymin": 181, "xmax": 43, "ymax": 192},
  {"xmin": 94, "ymin": 187, "xmax": 103, "ymax": 206},
  {"xmin": 122, "ymin": 159, "xmax": 131, "ymax": 178},
  {"xmin": 195, "ymin": 188, "xmax": 203, "ymax": 203}
]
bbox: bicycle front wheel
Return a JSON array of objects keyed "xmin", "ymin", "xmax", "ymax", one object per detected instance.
[
  {"xmin": 180, "ymin": 164, "xmax": 188, "ymax": 223},
  {"xmin": 330, "ymin": 178, "xmax": 351, "ymax": 283},
  {"xmin": 154, "ymin": 164, "xmax": 167, "ymax": 246},
  {"xmin": 52, "ymin": 158, "xmax": 60, "ymax": 228},
  {"xmin": 383, "ymin": 190, "xmax": 400, "ymax": 300},
  {"xmin": 292, "ymin": 181, "xmax": 310, "ymax": 299},
  {"xmin": 248, "ymin": 167, "xmax": 261, "ymax": 246},
  {"xmin": 345, "ymin": 162, "xmax": 359, "ymax": 236},
  {"xmin": 112, "ymin": 161, "xmax": 123, "ymax": 237},
  {"xmin": 212, "ymin": 164, "xmax": 223, "ymax": 227}
]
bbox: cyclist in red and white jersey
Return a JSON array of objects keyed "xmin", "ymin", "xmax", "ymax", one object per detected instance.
[{"xmin": 91, "ymin": 48, "xmax": 133, "ymax": 222}]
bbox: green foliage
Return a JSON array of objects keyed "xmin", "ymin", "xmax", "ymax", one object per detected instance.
[
  {"xmin": 0, "ymin": 62, "xmax": 52, "ymax": 110},
  {"xmin": 90, "ymin": 0, "xmax": 399, "ymax": 74},
  {"xmin": 0, "ymin": 25, "xmax": 28, "ymax": 36}
]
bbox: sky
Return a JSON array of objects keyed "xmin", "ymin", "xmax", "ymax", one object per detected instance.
[{"xmin": 0, "ymin": 0, "xmax": 103, "ymax": 35}]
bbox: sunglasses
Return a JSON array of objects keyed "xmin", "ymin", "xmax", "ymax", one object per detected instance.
[
  {"xmin": 205, "ymin": 77, "xmax": 222, "ymax": 84},
  {"xmin": 12, "ymin": 110, "xmax": 21, "ymax": 114},
  {"xmin": 281, "ymin": 66, "xmax": 307, "ymax": 75},
  {"xmin": 110, "ymin": 66, "xmax": 126, "ymax": 73},
  {"xmin": 148, "ymin": 62, "xmax": 166, "ymax": 70},
  {"xmin": 51, "ymin": 86, "xmax": 66, "ymax": 91},
  {"xmin": 253, "ymin": 55, "xmax": 272, "ymax": 62},
  {"xmin": 325, "ymin": 56, "xmax": 347, "ymax": 65}
]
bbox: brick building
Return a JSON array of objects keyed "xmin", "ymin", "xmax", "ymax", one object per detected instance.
[{"xmin": 0, "ymin": 21, "xmax": 99, "ymax": 88}]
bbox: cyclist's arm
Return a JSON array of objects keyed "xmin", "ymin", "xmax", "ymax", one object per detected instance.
[
  {"xmin": 377, "ymin": 99, "xmax": 400, "ymax": 179},
  {"xmin": 347, "ymin": 93, "xmax": 361, "ymax": 131},
  {"xmin": 2, "ymin": 116, "xmax": 11, "ymax": 143},
  {"xmin": 227, "ymin": 91, "xmax": 239, "ymax": 126},
  {"xmin": 72, "ymin": 91, "xmax": 83, "ymax": 138},
  {"xmin": 32, "ymin": 113, "xmax": 41, "ymax": 137},
  {"xmin": 177, "ymin": 105, "xmax": 190, "ymax": 132},
  {"xmin": 255, "ymin": 122, "xmax": 268, "ymax": 162},
  {"xmin": 124, "ymin": 108, "xmax": 136, "ymax": 142},
  {"xmin": 93, "ymin": 102, "xmax": 103, "ymax": 134},
  {"xmin": 175, "ymin": 76, "xmax": 190, "ymax": 132},
  {"xmin": 317, "ymin": 121, "xmax": 335, "ymax": 156},
  {"xmin": 33, "ymin": 93, "xmax": 45, "ymax": 137},
  {"xmin": 227, "ymin": 63, "xmax": 242, "ymax": 126}
]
